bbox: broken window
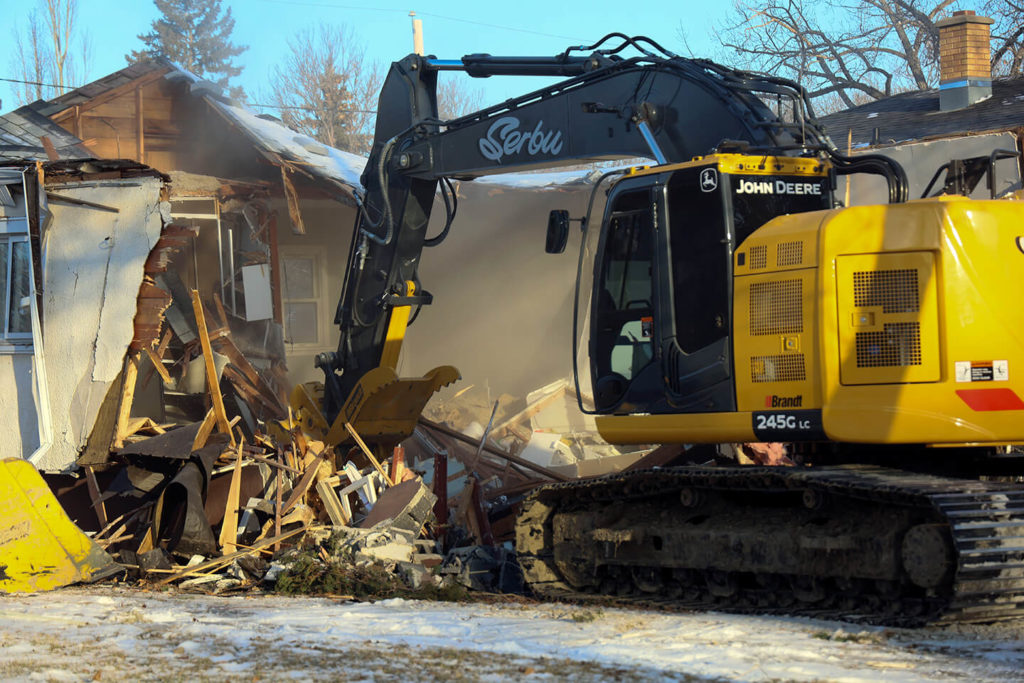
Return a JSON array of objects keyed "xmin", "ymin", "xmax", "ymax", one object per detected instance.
[{"xmin": 0, "ymin": 218, "xmax": 32, "ymax": 348}]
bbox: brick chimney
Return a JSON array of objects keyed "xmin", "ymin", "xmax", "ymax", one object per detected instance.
[{"xmin": 936, "ymin": 10, "xmax": 993, "ymax": 111}]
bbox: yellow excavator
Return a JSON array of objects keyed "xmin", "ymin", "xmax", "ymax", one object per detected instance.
[{"xmin": 294, "ymin": 35, "xmax": 1024, "ymax": 624}]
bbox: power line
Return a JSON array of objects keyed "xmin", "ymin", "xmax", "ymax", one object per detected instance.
[
  {"xmin": 247, "ymin": 102, "xmax": 377, "ymax": 114},
  {"xmin": 0, "ymin": 76, "xmax": 74, "ymax": 91}
]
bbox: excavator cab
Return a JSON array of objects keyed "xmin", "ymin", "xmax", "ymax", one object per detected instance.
[{"xmin": 586, "ymin": 154, "xmax": 832, "ymax": 416}]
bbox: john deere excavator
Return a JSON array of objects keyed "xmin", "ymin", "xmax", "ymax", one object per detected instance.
[{"xmin": 293, "ymin": 35, "xmax": 1024, "ymax": 624}]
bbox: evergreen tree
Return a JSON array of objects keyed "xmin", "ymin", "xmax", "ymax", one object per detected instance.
[{"xmin": 127, "ymin": 0, "xmax": 246, "ymax": 96}]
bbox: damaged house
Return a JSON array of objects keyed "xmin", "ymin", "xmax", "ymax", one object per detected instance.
[
  {"xmin": 0, "ymin": 58, "xmax": 369, "ymax": 471},
  {"xmin": 0, "ymin": 57, "xmax": 617, "ymax": 484}
]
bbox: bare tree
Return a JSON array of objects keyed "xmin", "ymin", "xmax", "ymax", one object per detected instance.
[
  {"xmin": 263, "ymin": 25, "xmax": 381, "ymax": 155},
  {"xmin": 713, "ymin": 1, "xmax": 1023, "ymax": 111},
  {"xmin": 436, "ymin": 76, "xmax": 485, "ymax": 120},
  {"xmin": 44, "ymin": 0, "xmax": 75, "ymax": 93},
  {"xmin": 9, "ymin": 0, "xmax": 90, "ymax": 104},
  {"xmin": 11, "ymin": 11, "xmax": 48, "ymax": 103},
  {"xmin": 985, "ymin": 0, "xmax": 1024, "ymax": 75}
]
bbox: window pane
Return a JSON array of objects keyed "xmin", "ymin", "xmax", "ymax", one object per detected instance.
[
  {"xmin": 283, "ymin": 257, "xmax": 315, "ymax": 299},
  {"xmin": 9, "ymin": 240, "xmax": 30, "ymax": 334},
  {"xmin": 0, "ymin": 243, "xmax": 7, "ymax": 336},
  {"xmin": 284, "ymin": 301, "xmax": 318, "ymax": 344}
]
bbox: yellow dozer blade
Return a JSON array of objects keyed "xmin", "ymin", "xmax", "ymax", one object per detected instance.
[{"xmin": 0, "ymin": 458, "xmax": 120, "ymax": 593}]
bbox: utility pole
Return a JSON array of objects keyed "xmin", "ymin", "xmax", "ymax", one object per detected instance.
[{"xmin": 410, "ymin": 11, "xmax": 424, "ymax": 55}]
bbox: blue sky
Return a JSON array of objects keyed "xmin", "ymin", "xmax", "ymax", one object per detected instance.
[{"xmin": 1, "ymin": 0, "xmax": 727, "ymax": 113}]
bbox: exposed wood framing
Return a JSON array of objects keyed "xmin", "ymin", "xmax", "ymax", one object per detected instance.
[
  {"xmin": 84, "ymin": 466, "xmax": 108, "ymax": 528},
  {"xmin": 218, "ymin": 444, "xmax": 244, "ymax": 552},
  {"xmin": 112, "ymin": 353, "xmax": 141, "ymax": 449},
  {"xmin": 190, "ymin": 289, "xmax": 234, "ymax": 442},
  {"xmin": 135, "ymin": 86, "xmax": 145, "ymax": 163},
  {"xmin": 39, "ymin": 136, "xmax": 59, "ymax": 161},
  {"xmin": 268, "ymin": 211, "xmax": 283, "ymax": 324},
  {"xmin": 280, "ymin": 166, "xmax": 305, "ymax": 235},
  {"xmin": 192, "ymin": 408, "xmax": 217, "ymax": 451},
  {"xmin": 345, "ymin": 422, "xmax": 395, "ymax": 487}
]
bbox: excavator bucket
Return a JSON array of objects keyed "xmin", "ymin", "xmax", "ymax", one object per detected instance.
[
  {"xmin": 0, "ymin": 458, "xmax": 120, "ymax": 593},
  {"xmin": 288, "ymin": 365, "xmax": 460, "ymax": 447}
]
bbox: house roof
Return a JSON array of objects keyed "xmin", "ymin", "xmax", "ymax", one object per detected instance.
[
  {"xmin": 32, "ymin": 60, "xmax": 172, "ymax": 118},
  {"xmin": 819, "ymin": 77, "xmax": 1024, "ymax": 147},
  {"xmin": 0, "ymin": 105, "xmax": 89, "ymax": 161},
  {"xmin": 14, "ymin": 59, "xmax": 599, "ymax": 193}
]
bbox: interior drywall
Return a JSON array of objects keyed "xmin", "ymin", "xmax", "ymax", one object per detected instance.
[
  {"xmin": 32, "ymin": 176, "xmax": 165, "ymax": 471},
  {"xmin": 275, "ymin": 184, "xmax": 592, "ymax": 404},
  {"xmin": 275, "ymin": 197, "xmax": 358, "ymax": 387},
  {"xmin": 401, "ymin": 183, "xmax": 591, "ymax": 400}
]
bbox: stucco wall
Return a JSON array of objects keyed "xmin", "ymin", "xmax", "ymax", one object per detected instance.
[{"xmin": 29, "ymin": 176, "xmax": 166, "ymax": 471}]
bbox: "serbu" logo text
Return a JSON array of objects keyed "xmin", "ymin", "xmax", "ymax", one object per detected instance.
[{"xmin": 479, "ymin": 116, "xmax": 564, "ymax": 163}]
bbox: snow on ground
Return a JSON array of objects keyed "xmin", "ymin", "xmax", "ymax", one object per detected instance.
[{"xmin": 0, "ymin": 586, "xmax": 1022, "ymax": 682}]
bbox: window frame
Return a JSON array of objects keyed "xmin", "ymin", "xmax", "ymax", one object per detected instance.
[
  {"xmin": 0, "ymin": 216, "xmax": 34, "ymax": 352},
  {"xmin": 280, "ymin": 248, "xmax": 324, "ymax": 348}
]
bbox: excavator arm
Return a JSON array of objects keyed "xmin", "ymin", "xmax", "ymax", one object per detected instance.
[{"xmin": 314, "ymin": 35, "xmax": 905, "ymax": 430}]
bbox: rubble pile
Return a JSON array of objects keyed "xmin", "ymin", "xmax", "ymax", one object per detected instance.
[
  {"xmin": 28, "ymin": 291, "xmax": 642, "ymax": 598},
  {"xmin": 10, "ymin": 284, "xmax": 669, "ymax": 600}
]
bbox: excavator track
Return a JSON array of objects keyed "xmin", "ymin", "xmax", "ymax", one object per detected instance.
[{"xmin": 516, "ymin": 465, "xmax": 1024, "ymax": 626}]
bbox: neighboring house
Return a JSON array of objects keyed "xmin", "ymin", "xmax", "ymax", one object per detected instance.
[{"xmin": 820, "ymin": 10, "xmax": 1024, "ymax": 204}]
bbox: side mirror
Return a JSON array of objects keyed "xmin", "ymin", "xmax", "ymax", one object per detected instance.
[{"xmin": 545, "ymin": 209, "xmax": 570, "ymax": 254}]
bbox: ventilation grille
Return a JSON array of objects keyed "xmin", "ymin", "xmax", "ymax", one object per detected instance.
[
  {"xmin": 749, "ymin": 245, "xmax": 768, "ymax": 270},
  {"xmin": 750, "ymin": 280, "xmax": 803, "ymax": 336},
  {"xmin": 777, "ymin": 241, "xmax": 803, "ymax": 267},
  {"xmin": 853, "ymin": 269, "xmax": 919, "ymax": 313},
  {"xmin": 751, "ymin": 354, "xmax": 806, "ymax": 383},
  {"xmin": 856, "ymin": 322, "xmax": 922, "ymax": 368}
]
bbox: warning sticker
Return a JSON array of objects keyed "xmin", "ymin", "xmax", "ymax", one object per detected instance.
[{"xmin": 955, "ymin": 360, "xmax": 1009, "ymax": 383}]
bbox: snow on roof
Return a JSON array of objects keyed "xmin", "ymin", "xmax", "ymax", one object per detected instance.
[
  {"xmin": 165, "ymin": 69, "xmax": 617, "ymax": 194},
  {"xmin": 474, "ymin": 168, "xmax": 605, "ymax": 188},
  {"xmin": 209, "ymin": 101, "xmax": 365, "ymax": 191}
]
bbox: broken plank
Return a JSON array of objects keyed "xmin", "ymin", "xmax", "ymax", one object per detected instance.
[
  {"xmin": 192, "ymin": 408, "xmax": 217, "ymax": 451},
  {"xmin": 280, "ymin": 454, "xmax": 324, "ymax": 516},
  {"xmin": 144, "ymin": 346, "xmax": 172, "ymax": 385},
  {"xmin": 190, "ymin": 289, "xmax": 233, "ymax": 442},
  {"xmin": 83, "ymin": 466, "xmax": 108, "ymax": 528},
  {"xmin": 274, "ymin": 449, "xmax": 284, "ymax": 550},
  {"xmin": 112, "ymin": 352, "xmax": 141, "ymax": 449},
  {"xmin": 153, "ymin": 527, "xmax": 307, "ymax": 587},
  {"xmin": 345, "ymin": 422, "xmax": 394, "ymax": 487},
  {"xmin": 280, "ymin": 166, "xmax": 305, "ymax": 234},
  {"xmin": 316, "ymin": 478, "xmax": 350, "ymax": 526},
  {"xmin": 45, "ymin": 191, "xmax": 119, "ymax": 213},
  {"xmin": 246, "ymin": 451, "xmax": 301, "ymax": 475},
  {"xmin": 213, "ymin": 334, "xmax": 286, "ymax": 416},
  {"xmin": 218, "ymin": 443, "xmax": 244, "ymax": 553}
]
